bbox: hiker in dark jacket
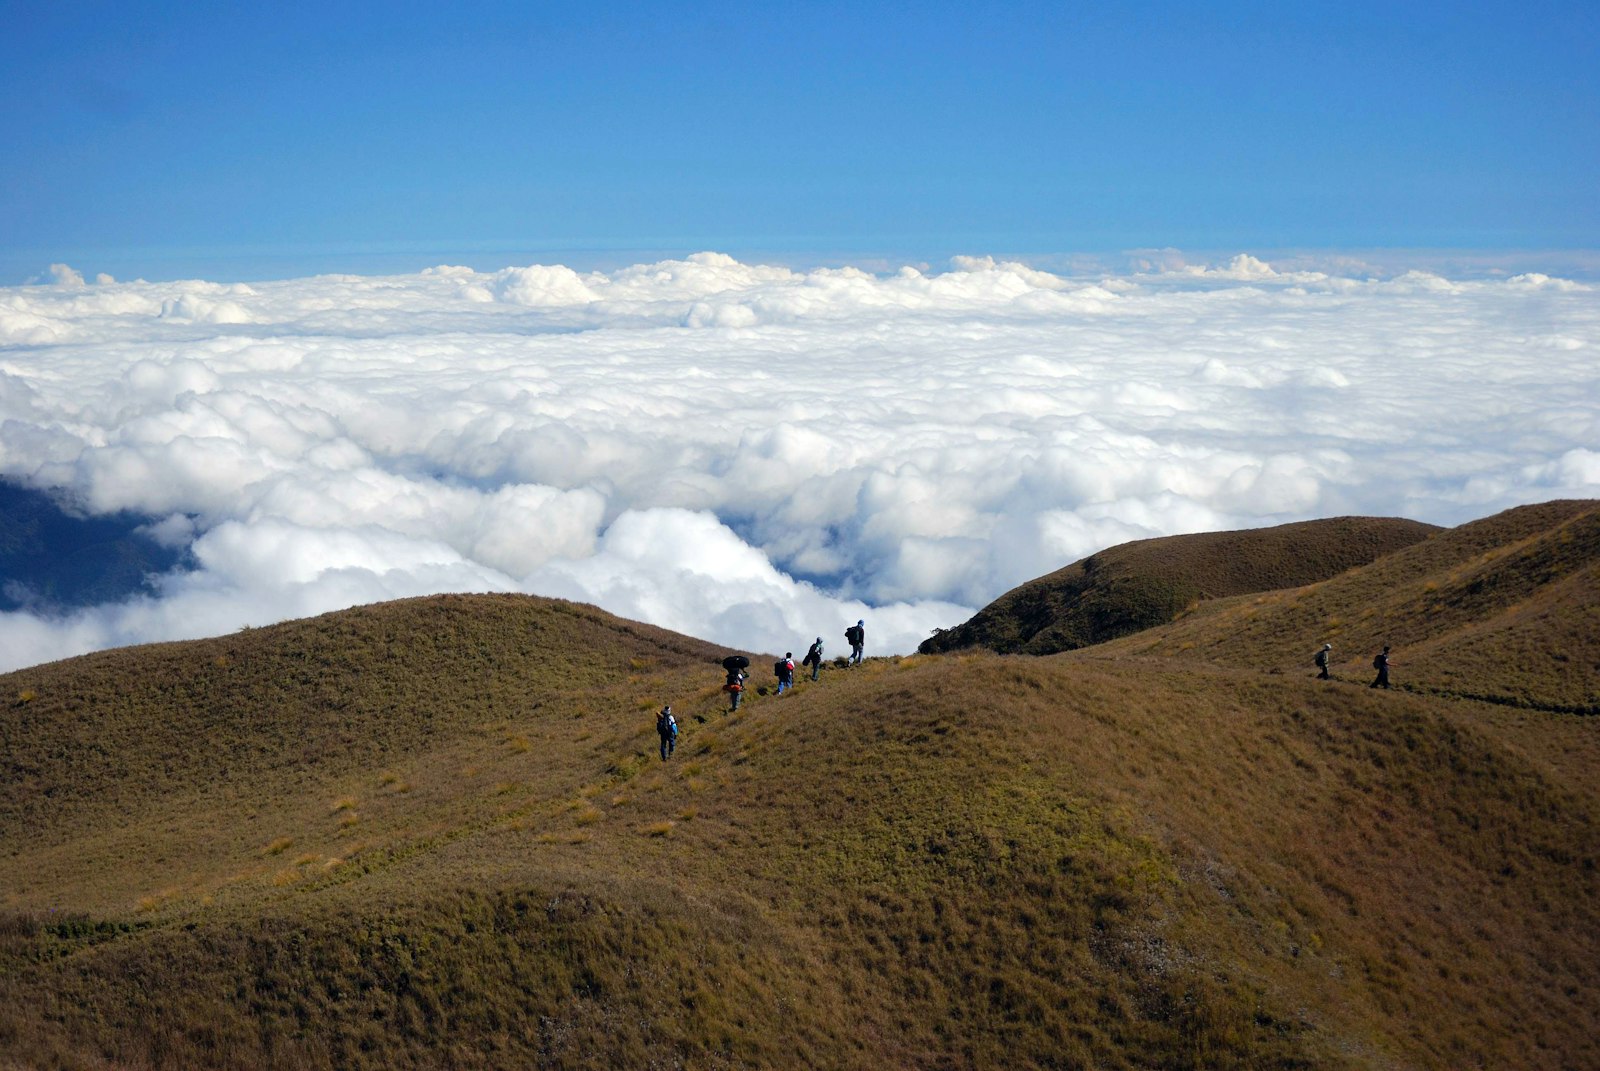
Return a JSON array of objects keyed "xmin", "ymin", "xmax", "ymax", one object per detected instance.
[
  {"xmin": 775, "ymin": 653, "xmax": 796, "ymax": 695},
  {"xmin": 846, "ymin": 620, "xmax": 865, "ymax": 665},
  {"xmin": 802, "ymin": 637, "xmax": 824, "ymax": 681},
  {"xmin": 1370, "ymin": 646, "xmax": 1394, "ymax": 689},
  {"xmin": 656, "ymin": 706, "xmax": 678, "ymax": 761},
  {"xmin": 722, "ymin": 654, "xmax": 750, "ymax": 710},
  {"xmin": 1315, "ymin": 643, "xmax": 1332, "ymax": 680}
]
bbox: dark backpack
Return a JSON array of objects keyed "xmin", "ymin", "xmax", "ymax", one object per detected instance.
[
  {"xmin": 1315, "ymin": 649, "xmax": 1328, "ymax": 667},
  {"xmin": 775, "ymin": 659, "xmax": 786, "ymax": 677},
  {"xmin": 1373, "ymin": 653, "xmax": 1385, "ymax": 669}
]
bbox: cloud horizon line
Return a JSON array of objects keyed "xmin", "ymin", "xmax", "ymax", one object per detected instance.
[{"xmin": 1, "ymin": 250, "xmax": 1595, "ymax": 674}]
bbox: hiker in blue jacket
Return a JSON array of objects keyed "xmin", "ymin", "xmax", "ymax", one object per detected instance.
[{"xmin": 656, "ymin": 705, "xmax": 678, "ymax": 760}]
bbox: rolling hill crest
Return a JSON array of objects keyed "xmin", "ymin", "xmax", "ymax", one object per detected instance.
[{"xmin": 919, "ymin": 515, "xmax": 1440, "ymax": 657}]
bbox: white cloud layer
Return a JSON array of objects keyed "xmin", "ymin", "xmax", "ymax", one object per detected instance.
[{"xmin": 1, "ymin": 251, "xmax": 1597, "ymax": 672}]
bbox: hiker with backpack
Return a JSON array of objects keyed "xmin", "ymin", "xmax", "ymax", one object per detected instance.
[
  {"xmin": 722, "ymin": 654, "xmax": 750, "ymax": 710},
  {"xmin": 802, "ymin": 637, "xmax": 824, "ymax": 681},
  {"xmin": 1315, "ymin": 643, "xmax": 1332, "ymax": 680},
  {"xmin": 656, "ymin": 705, "xmax": 678, "ymax": 761},
  {"xmin": 845, "ymin": 620, "xmax": 865, "ymax": 665},
  {"xmin": 775, "ymin": 652, "xmax": 796, "ymax": 695},
  {"xmin": 1370, "ymin": 646, "xmax": 1394, "ymax": 689}
]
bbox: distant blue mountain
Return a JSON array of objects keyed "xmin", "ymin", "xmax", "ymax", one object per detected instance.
[{"xmin": 0, "ymin": 482, "xmax": 192, "ymax": 612}]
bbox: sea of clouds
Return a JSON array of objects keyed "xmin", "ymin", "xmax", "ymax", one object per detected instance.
[{"xmin": 1, "ymin": 252, "xmax": 1596, "ymax": 673}]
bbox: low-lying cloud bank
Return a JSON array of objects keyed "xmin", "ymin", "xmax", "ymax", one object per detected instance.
[{"xmin": 1, "ymin": 252, "xmax": 1596, "ymax": 672}]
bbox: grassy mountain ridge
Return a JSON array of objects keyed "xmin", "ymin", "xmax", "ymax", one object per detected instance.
[
  {"xmin": 1099, "ymin": 499, "xmax": 1600, "ymax": 712},
  {"xmin": 919, "ymin": 516, "xmax": 1439, "ymax": 657},
  {"xmin": 4, "ymin": 573, "xmax": 1598, "ymax": 1067}
]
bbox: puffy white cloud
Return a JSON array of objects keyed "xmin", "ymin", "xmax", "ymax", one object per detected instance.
[
  {"xmin": 0, "ymin": 251, "xmax": 1596, "ymax": 672},
  {"xmin": 490, "ymin": 264, "xmax": 603, "ymax": 307},
  {"xmin": 0, "ymin": 307, "xmax": 68, "ymax": 345},
  {"xmin": 526, "ymin": 508, "xmax": 968, "ymax": 657},
  {"xmin": 159, "ymin": 293, "xmax": 256, "ymax": 324},
  {"xmin": 0, "ymin": 517, "xmax": 520, "ymax": 673},
  {"xmin": 47, "ymin": 263, "xmax": 86, "ymax": 288},
  {"xmin": 1180, "ymin": 253, "xmax": 1282, "ymax": 280}
]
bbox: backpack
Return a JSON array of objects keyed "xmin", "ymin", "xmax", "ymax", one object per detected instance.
[
  {"xmin": 657, "ymin": 712, "xmax": 676, "ymax": 736},
  {"xmin": 1315, "ymin": 649, "xmax": 1328, "ymax": 667},
  {"xmin": 1373, "ymin": 653, "xmax": 1385, "ymax": 669},
  {"xmin": 775, "ymin": 659, "xmax": 786, "ymax": 677}
]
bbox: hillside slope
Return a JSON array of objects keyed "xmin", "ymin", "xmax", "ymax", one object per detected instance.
[
  {"xmin": 919, "ymin": 516, "xmax": 1439, "ymax": 656},
  {"xmin": 2, "ymin": 593, "xmax": 728, "ymax": 909},
  {"xmin": 3, "ymin": 592, "xmax": 1597, "ymax": 1069},
  {"xmin": 1096, "ymin": 499, "xmax": 1600, "ymax": 712}
]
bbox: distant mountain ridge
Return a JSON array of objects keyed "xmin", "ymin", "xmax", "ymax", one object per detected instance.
[
  {"xmin": 920, "ymin": 515, "xmax": 1440, "ymax": 656},
  {"xmin": 0, "ymin": 481, "xmax": 189, "ymax": 611}
]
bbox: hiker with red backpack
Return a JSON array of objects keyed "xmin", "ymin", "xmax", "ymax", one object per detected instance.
[
  {"xmin": 775, "ymin": 652, "xmax": 796, "ymax": 695},
  {"xmin": 722, "ymin": 654, "xmax": 749, "ymax": 710}
]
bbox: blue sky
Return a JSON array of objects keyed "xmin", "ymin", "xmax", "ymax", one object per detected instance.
[{"xmin": 3, "ymin": 1, "xmax": 1597, "ymax": 282}]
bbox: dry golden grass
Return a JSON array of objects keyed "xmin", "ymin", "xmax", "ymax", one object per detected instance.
[
  {"xmin": 1100, "ymin": 499, "xmax": 1600, "ymax": 712},
  {"xmin": 0, "ymin": 574, "xmax": 1595, "ymax": 1069}
]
